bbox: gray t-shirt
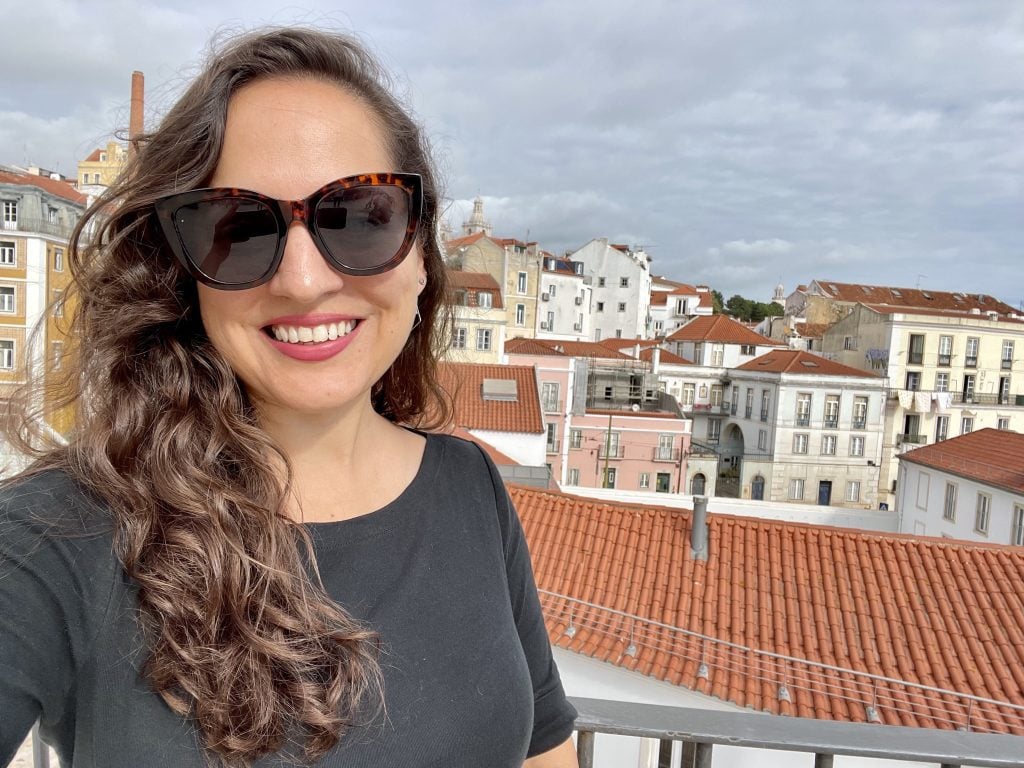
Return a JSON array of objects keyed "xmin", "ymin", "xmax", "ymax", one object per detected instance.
[{"xmin": 0, "ymin": 433, "xmax": 576, "ymax": 766}]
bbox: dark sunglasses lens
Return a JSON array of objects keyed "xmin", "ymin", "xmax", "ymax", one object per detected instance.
[
  {"xmin": 314, "ymin": 185, "xmax": 411, "ymax": 271},
  {"xmin": 174, "ymin": 198, "xmax": 280, "ymax": 285}
]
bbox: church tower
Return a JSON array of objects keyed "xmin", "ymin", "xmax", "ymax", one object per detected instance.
[{"xmin": 461, "ymin": 196, "xmax": 492, "ymax": 236}]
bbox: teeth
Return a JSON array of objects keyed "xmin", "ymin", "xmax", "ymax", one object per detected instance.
[{"xmin": 269, "ymin": 321, "xmax": 356, "ymax": 345}]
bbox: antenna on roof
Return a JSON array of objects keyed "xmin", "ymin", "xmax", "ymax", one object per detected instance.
[{"xmin": 916, "ymin": 274, "xmax": 927, "ymax": 289}]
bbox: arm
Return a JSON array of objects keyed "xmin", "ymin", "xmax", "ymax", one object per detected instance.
[{"xmin": 524, "ymin": 736, "xmax": 577, "ymax": 767}]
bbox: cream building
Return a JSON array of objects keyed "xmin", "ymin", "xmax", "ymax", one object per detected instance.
[
  {"xmin": 444, "ymin": 270, "xmax": 507, "ymax": 364},
  {"xmin": 822, "ymin": 303, "xmax": 1024, "ymax": 508}
]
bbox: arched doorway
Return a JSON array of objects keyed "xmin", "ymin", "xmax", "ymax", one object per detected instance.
[
  {"xmin": 691, "ymin": 473, "xmax": 706, "ymax": 495},
  {"xmin": 751, "ymin": 474, "xmax": 765, "ymax": 501}
]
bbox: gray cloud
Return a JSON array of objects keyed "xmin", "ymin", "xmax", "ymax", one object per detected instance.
[{"xmin": 2, "ymin": 0, "xmax": 1021, "ymax": 307}]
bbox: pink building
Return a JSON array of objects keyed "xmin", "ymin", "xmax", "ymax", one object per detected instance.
[{"xmin": 506, "ymin": 338, "xmax": 692, "ymax": 493}]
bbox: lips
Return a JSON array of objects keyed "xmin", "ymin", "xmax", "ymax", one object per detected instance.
[
  {"xmin": 268, "ymin": 319, "xmax": 359, "ymax": 344},
  {"xmin": 262, "ymin": 314, "xmax": 363, "ymax": 361}
]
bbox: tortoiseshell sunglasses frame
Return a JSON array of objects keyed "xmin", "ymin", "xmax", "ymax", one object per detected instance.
[{"xmin": 153, "ymin": 172, "xmax": 423, "ymax": 290}]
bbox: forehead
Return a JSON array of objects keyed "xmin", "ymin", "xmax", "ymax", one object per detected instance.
[{"xmin": 210, "ymin": 76, "xmax": 394, "ymax": 197}]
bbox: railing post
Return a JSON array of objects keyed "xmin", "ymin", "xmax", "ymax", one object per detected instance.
[
  {"xmin": 658, "ymin": 738, "xmax": 673, "ymax": 768},
  {"xmin": 576, "ymin": 730, "xmax": 595, "ymax": 768}
]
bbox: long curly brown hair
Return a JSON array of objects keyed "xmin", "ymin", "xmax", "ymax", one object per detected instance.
[{"xmin": 6, "ymin": 27, "xmax": 452, "ymax": 766}]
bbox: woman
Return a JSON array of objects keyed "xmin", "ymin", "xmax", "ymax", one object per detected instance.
[{"xmin": 0, "ymin": 28, "xmax": 577, "ymax": 767}]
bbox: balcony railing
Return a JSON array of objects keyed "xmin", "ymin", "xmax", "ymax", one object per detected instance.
[
  {"xmin": 852, "ymin": 417, "xmax": 866, "ymax": 429},
  {"xmin": 1002, "ymin": 359, "xmax": 1013, "ymax": 370},
  {"xmin": 597, "ymin": 445, "xmax": 624, "ymax": 460},
  {"xmin": 546, "ymin": 439, "xmax": 560, "ymax": 454},
  {"xmin": 744, "ymin": 407, "xmax": 753, "ymax": 419},
  {"xmin": 542, "ymin": 399, "xmax": 563, "ymax": 413},
  {"xmin": 572, "ymin": 697, "xmax": 1024, "ymax": 768},
  {"xmin": 937, "ymin": 353, "xmax": 952, "ymax": 366},
  {"xmin": 652, "ymin": 447, "xmax": 680, "ymax": 462},
  {"xmin": 795, "ymin": 416, "xmax": 810, "ymax": 427},
  {"xmin": 2, "ymin": 216, "xmax": 77, "ymax": 239},
  {"xmin": 760, "ymin": 410, "xmax": 769, "ymax": 422},
  {"xmin": 888, "ymin": 389, "xmax": 1024, "ymax": 407},
  {"xmin": 898, "ymin": 433, "xmax": 927, "ymax": 445},
  {"xmin": 716, "ymin": 402, "xmax": 729, "ymax": 413},
  {"xmin": 823, "ymin": 417, "xmax": 839, "ymax": 428},
  {"xmin": 966, "ymin": 356, "xmax": 978, "ymax": 368}
]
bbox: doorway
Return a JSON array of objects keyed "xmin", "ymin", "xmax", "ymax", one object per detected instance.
[
  {"xmin": 817, "ymin": 480, "xmax": 832, "ymax": 506},
  {"xmin": 751, "ymin": 475, "xmax": 765, "ymax": 501}
]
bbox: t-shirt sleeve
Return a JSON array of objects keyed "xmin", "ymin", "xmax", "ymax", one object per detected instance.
[
  {"xmin": 0, "ymin": 474, "xmax": 113, "ymax": 764},
  {"xmin": 478, "ymin": 448, "xmax": 577, "ymax": 757}
]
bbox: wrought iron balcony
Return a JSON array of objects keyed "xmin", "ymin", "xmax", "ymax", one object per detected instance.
[
  {"xmin": 546, "ymin": 439, "xmax": 561, "ymax": 454},
  {"xmin": 572, "ymin": 697, "xmax": 1024, "ymax": 768},
  {"xmin": 652, "ymin": 447, "xmax": 681, "ymax": 462},
  {"xmin": 597, "ymin": 445, "xmax": 625, "ymax": 459},
  {"xmin": 897, "ymin": 433, "xmax": 927, "ymax": 445}
]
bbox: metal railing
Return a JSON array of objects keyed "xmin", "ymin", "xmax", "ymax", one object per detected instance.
[
  {"xmin": 1, "ymin": 217, "xmax": 77, "ymax": 239},
  {"xmin": 652, "ymin": 447, "xmax": 681, "ymax": 462},
  {"xmin": 897, "ymin": 433, "xmax": 927, "ymax": 445},
  {"xmin": 572, "ymin": 697, "xmax": 1024, "ymax": 768},
  {"xmin": 546, "ymin": 439, "xmax": 561, "ymax": 454},
  {"xmin": 597, "ymin": 445, "xmax": 625, "ymax": 459},
  {"xmin": 889, "ymin": 388, "xmax": 1023, "ymax": 407},
  {"xmin": 541, "ymin": 589, "xmax": 1024, "ymax": 737}
]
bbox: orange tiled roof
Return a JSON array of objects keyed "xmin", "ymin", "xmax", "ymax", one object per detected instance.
[
  {"xmin": 665, "ymin": 314, "xmax": 785, "ymax": 346},
  {"xmin": 444, "ymin": 231, "xmax": 487, "ymax": 249},
  {"xmin": 83, "ymin": 148, "xmax": 103, "ymax": 162},
  {"xmin": 792, "ymin": 322, "xmax": 833, "ymax": 338},
  {"xmin": 862, "ymin": 304, "xmax": 1024, "ymax": 326},
  {"xmin": 735, "ymin": 350, "xmax": 880, "ymax": 378},
  {"xmin": 506, "ymin": 337, "xmax": 630, "ymax": 360},
  {"xmin": 447, "ymin": 270, "xmax": 505, "ymax": 309},
  {"xmin": 0, "ymin": 170, "xmax": 87, "ymax": 205},
  {"xmin": 514, "ymin": 485, "xmax": 1024, "ymax": 732},
  {"xmin": 438, "ymin": 362, "xmax": 543, "ymax": 434},
  {"xmin": 811, "ymin": 280, "xmax": 1016, "ymax": 315},
  {"xmin": 900, "ymin": 429, "xmax": 1024, "ymax": 495},
  {"xmin": 640, "ymin": 348, "xmax": 693, "ymax": 366}
]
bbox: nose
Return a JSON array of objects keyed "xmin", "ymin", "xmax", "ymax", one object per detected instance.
[{"xmin": 266, "ymin": 221, "xmax": 346, "ymax": 302}]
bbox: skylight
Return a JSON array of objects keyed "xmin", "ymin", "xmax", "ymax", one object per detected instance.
[{"xmin": 482, "ymin": 379, "xmax": 518, "ymax": 401}]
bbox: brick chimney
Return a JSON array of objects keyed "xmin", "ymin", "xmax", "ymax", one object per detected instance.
[{"xmin": 129, "ymin": 71, "xmax": 144, "ymax": 158}]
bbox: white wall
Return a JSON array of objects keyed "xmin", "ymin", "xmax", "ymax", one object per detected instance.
[{"xmin": 469, "ymin": 429, "xmax": 546, "ymax": 468}]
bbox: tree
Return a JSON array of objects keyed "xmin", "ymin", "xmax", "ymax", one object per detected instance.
[{"xmin": 711, "ymin": 289, "xmax": 724, "ymax": 314}]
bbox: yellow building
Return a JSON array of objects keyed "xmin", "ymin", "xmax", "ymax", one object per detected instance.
[
  {"xmin": 0, "ymin": 167, "xmax": 85, "ymax": 465},
  {"xmin": 76, "ymin": 140, "xmax": 128, "ymax": 192}
]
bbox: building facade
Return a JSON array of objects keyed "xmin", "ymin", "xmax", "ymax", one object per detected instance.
[
  {"xmin": 568, "ymin": 238, "xmax": 652, "ymax": 341},
  {"xmin": 445, "ymin": 270, "xmax": 507, "ymax": 364},
  {"xmin": 536, "ymin": 254, "xmax": 592, "ymax": 341}
]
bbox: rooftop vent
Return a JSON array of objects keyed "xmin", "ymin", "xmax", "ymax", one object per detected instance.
[
  {"xmin": 891, "ymin": 289, "xmax": 902, "ymax": 298},
  {"xmin": 860, "ymin": 286, "xmax": 871, "ymax": 294},
  {"xmin": 481, "ymin": 378, "xmax": 518, "ymax": 401},
  {"xmin": 800, "ymin": 360, "xmax": 819, "ymax": 367}
]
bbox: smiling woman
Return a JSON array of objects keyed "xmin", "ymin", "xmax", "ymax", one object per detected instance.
[{"xmin": 0, "ymin": 27, "xmax": 576, "ymax": 768}]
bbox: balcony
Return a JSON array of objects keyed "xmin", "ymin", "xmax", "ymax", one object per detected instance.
[
  {"xmin": 744, "ymin": 407, "xmax": 753, "ymax": 419},
  {"xmin": 652, "ymin": 447, "xmax": 680, "ymax": 462},
  {"xmin": 966, "ymin": 356, "xmax": 978, "ymax": 368},
  {"xmin": 546, "ymin": 439, "xmax": 560, "ymax": 454},
  {"xmin": 716, "ymin": 402, "xmax": 729, "ymax": 414},
  {"xmin": 852, "ymin": 418, "xmax": 867, "ymax": 429},
  {"xmin": 897, "ymin": 433, "xmax": 927, "ymax": 445},
  {"xmin": 1002, "ymin": 359, "xmax": 1013, "ymax": 370},
  {"xmin": 572, "ymin": 697, "xmax": 1024, "ymax": 768},
  {"xmin": 760, "ymin": 410, "xmax": 769, "ymax": 422},
  {"xmin": 795, "ymin": 416, "xmax": 810, "ymax": 427},
  {"xmin": 823, "ymin": 417, "xmax": 839, "ymax": 429},
  {"xmin": 597, "ymin": 445, "xmax": 625, "ymax": 460},
  {"xmin": 937, "ymin": 353, "xmax": 952, "ymax": 366},
  {"xmin": 907, "ymin": 352, "xmax": 924, "ymax": 365},
  {"xmin": 543, "ymin": 399, "xmax": 564, "ymax": 414},
  {"xmin": 887, "ymin": 389, "xmax": 1024, "ymax": 407},
  {"xmin": 1, "ymin": 216, "xmax": 77, "ymax": 239}
]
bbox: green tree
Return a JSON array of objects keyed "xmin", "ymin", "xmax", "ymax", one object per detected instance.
[{"xmin": 711, "ymin": 289, "xmax": 724, "ymax": 314}]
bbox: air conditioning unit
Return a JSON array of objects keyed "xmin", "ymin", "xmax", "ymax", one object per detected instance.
[
  {"xmin": 540, "ymin": 321, "xmax": 549, "ymax": 330},
  {"xmin": 575, "ymin": 296, "xmax": 583, "ymax": 306},
  {"xmin": 541, "ymin": 292, "xmax": 550, "ymax": 301}
]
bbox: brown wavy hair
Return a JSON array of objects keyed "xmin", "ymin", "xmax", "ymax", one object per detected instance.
[{"xmin": 6, "ymin": 27, "xmax": 452, "ymax": 766}]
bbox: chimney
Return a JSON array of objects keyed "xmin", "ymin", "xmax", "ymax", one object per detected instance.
[
  {"xmin": 651, "ymin": 347, "xmax": 661, "ymax": 374},
  {"xmin": 691, "ymin": 496, "xmax": 709, "ymax": 560},
  {"xmin": 129, "ymin": 71, "xmax": 145, "ymax": 158}
]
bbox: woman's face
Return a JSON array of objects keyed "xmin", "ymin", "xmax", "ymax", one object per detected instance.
[{"xmin": 197, "ymin": 76, "xmax": 426, "ymax": 421}]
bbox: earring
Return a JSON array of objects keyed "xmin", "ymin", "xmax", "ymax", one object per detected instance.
[
  {"xmin": 412, "ymin": 308, "xmax": 422, "ymax": 330},
  {"xmin": 418, "ymin": 277, "xmax": 426, "ymax": 287}
]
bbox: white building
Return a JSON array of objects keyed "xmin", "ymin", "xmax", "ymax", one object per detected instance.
[
  {"xmin": 568, "ymin": 238, "xmax": 652, "ymax": 342},
  {"xmin": 648, "ymin": 281, "xmax": 714, "ymax": 338},
  {"xmin": 536, "ymin": 254, "xmax": 592, "ymax": 341},
  {"xmin": 896, "ymin": 427, "xmax": 1024, "ymax": 545}
]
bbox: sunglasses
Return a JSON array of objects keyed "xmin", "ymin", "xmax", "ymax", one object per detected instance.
[{"xmin": 153, "ymin": 172, "xmax": 422, "ymax": 290}]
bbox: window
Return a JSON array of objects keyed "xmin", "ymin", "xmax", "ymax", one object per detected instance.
[
  {"xmin": 731, "ymin": 386, "xmax": 740, "ymax": 415},
  {"xmin": 0, "ymin": 286, "xmax": 14, "ymax": 313},
  {"xmin": 452, "ymin": 327, "xmax": 467, "ymax": 349},
  {"xmin": 740, "ymin": 344, "xmax": 756, "ymax": 355},
  {"xmin": 789, "ymin": 478, "xmax": 805, "ymax": 500},
  {"xmin": 570, "ymin": 429, "xmax": 582, "ymax": 449},
  {"xmin": 710, "ymin": 385, "xmax": 723, "ymax": 407},
  {"xmin": 850, "ymin": 435, "xmax": 865, "ymax": 456},
  {"xmin": 793, "ymin": 433, "xmax": 808, "ymax": 454},
  {"xmin": 52, "ymin": 289, "xmax": 63, "ymax": 318},
  {"xmin": 937, "ymin": 335, "xmax": 953, "ymax": 366},
  {"xmin": 965, "ymin": 336, "xmax": 979, "ymax": 367},
  {"xmin": 960, "ymin": 416, "xmax": 974, "ymax": 435},
  {"xmin": 998, "ymin": 417, "xmax": 1010, "ymax": 431},
  {"xmin": 943, "ymin": 483, "xmax": 957, "ymax": 521},
  {"xmin": 596, "ymin": 302, "xmax": 604, "ymax": 312},
  {"xmin": 597, "ymin": 277, "xmax": 606, "ymax": 288},
  {"xmin": 639, "ymin": 472, "xmax": 650, "ymax": 489},
  {"xmin": 760, "ymin": 390, "xmax": 770, "ymax": 421},
  {"xmin": 824, "ymin": 395, "xmax": 840, "ymax": 428},
  {"xmin": 477, "ymin": 291, "xmax": 492, "ymax": 309},
  {"xmin": 846, "ymin": 481, "xmax": 861, "ymax": 502},
  {"xmin": 515, "ymin": 304, "xmax": 525, "ymax": 326},
  {"xmin": 547, "ymin": 284, "xmax": 556, "ymax": 297},
  {"xmin": 1002, "ymin": 340, "xmax": 1014, "ymax": 369},
  {"xmin": 1000, "ymin": 376, "xmax": 1011, "ymax": 404},
  {"xmin": 707, "ymin": 418, "xmax": 721, "ymax": 441},
  {"xmin": 93, "ymin": 173, "xmax": 100, "ymax": 184},
  {"xmin": 46, "ymin": 206, "xmax": 58, "ymax": 224},
  {"xmin": 53, "ymin": 247, "xmax": 64, "ymax": 272},
  {"xmin": 691, "ymin": 473, "xmax": 706, "ymax": 495},
  {"xmin": 602, "ymin": 467, "xmax": 617, "ymax": 489},
  {"xmin": 615, "ymin": 329, "xmax": 622, "ymax": 338},
  {"xmin": 475, "ymin": 328, "xmax": 491, "ymax": 351},
  {"xmin": 617, "ymin": 302, "xmax": 626, "ymax": 312},
  {"xmin": 905, "ymin": 371, "xmax": 921, "ymax": 391},
  {"xmin": 0, "ymin": 339, "xmax": 13, "ymax": 369},
  {"xmin": 843, "ymin": 336, "xmax": 858, "ymax": 351},
  {"xmin": 934, "ymin": 372, "xmax": 949, "ymax": 392},
  {"xmin": 907, "ymin": 333, "xmax": 925, "ymax": 365},
  {"xmin": 711, "ymin": 344, "xmax": 724, "ymax": 366},
  {"xmin": 50, "ymin": 341, "xmax": 64, "ymax": 370},
  {"xmin": 545, "ymin": 423, "xmax": 558, "ymax": 451},
  {"xmin": 795, "ymin": 393, "xmax": 811, "ymax": 426},
  {"xmin": 963, "ymin": 374, "xmax": 976, "ymax": 402},
  {"xmin": 620, "ymin": 277, "xmax": 629, "ymax": 288},
  {"xmin": 2, "ymin": 201, "xmax": 17, "ymax": 229},
  {"xmin": 975, "ymin": 493, "xmax": 991, "ymax": 535},
  {"xmin": 0, "ymin": 241, "xmax": 14, "ymax": 266},
  {"xmin": 541, "ymin": 382, "xmax": 560, "ymax": 412},
  {"xmin": 821, "ymin": 434, "xmax": 837, "ymax": 455},
  {"xmin": 1013, "ymin": 505, "xmax": 1024, "ymax": 546},
  {"xmin": 656, "ymin": 434, "xmax": 674, "ymax": 460},
  {"xmin": 517, "ymin": 272, "xmax": 527, "ymax": 293},
  {"xmin": 757, "ymin": 429, "xmax": 767, "ymax": 451},
  {"xmin": 852, "ymin": 396, "xmax": 868, "ymax": 429},
  {"xmin": 935, "ymin": 415, "xmax": 949, "ymax": 442},
  {"xmin": 681, "ymin": 383, "xmax": 695, "ymax": 407},
  {"xmin": 546, "ymin": 311, "xmax": 554, "ymax": 330},
  {"xmin": 568, "ymin": 468, "xmax": 580, "ymax": 486},
  {"xmin": 656, "ymin": 473, "xmax": 671, "ymax": 493}
]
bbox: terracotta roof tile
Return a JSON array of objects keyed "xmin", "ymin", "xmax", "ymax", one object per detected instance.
[
  {"xmin": 0, "ymin": 170, "xmax": 87, "ymax": 205},
  {"xmin": 640, "ymin": 348, "xmax": 693, "ymax": 366},
  {"xmin": 900, "ymin": 429, "xmax": 1024, "ymax": 495},
  {"xmin": 83, "ymin": 149, "xmax": 103, "ymax": 162},
  {"xmin": 812, "ymin": 280, "xmax": 1016, "ymax": 315},
  {"xmin": 650, "ymin": 291, "xmax": 671, "ymax": 307},
  {"xmin": 438, "ymin": 362, "xmax": 543, "ymax": 434},
  {"xmin": 793, "ymin": 322, "xmax": 833, "ymax": 338},
  {"xmin": 446, "ymin": 270, "xmax": 505, "ymax": 309},
  {"xmin": 506, "ymin": 337, "xmax": 630, "ymax": 360},
  {"xmin": 514, "ymin": 485, "xmax": 1024, "ymax": 733},
  {"xmin": 735, "ymin": 350, "xmax": 880, "ymax": 378},
  {"xmin": 665, "ymin": 315, "xmax": 786, "ymax": 346}
]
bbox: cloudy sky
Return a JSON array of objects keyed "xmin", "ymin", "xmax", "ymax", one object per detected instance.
[{"xmin": 3, "ymin": 1, "xmax": 1021, "ymax": 306}]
